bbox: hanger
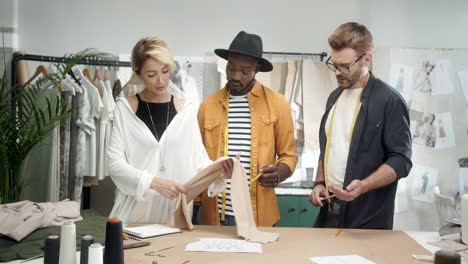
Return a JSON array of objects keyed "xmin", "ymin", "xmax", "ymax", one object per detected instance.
[
  {"xmin": 23, "ymin": 65, "xmax": 49, "ymax": 87},
  {"xmin": 93, "ymin": 68, "xmax": 101, "ymax": 82},
  {"xmin": 83, "ymin": 68, "xmax": 103, "ymax": 97},
  {"xmin": 104, "ymin": 67, "xmax": 109, "ymax": 81},
  {"xmin": 23, "ymin": 65, "xmax": 63, "ymax": 92}
]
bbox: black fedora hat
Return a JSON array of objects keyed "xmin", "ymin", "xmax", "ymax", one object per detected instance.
[{"xmin": 214, "ymin": 31, "xmax": 273, "ymax": 72}]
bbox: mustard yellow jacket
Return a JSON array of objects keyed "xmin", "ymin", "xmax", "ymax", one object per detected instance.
[{"xmin": 197, "ymin": 80, "xmax": 298, "ymax": 226}]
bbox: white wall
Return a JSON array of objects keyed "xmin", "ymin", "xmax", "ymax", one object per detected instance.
[
  {"xmin": 16, "ymin": 0, "xmax": 367, "ymax": 56},
  {"xmin": 14, "ymin": 0, "xmax": 468, "ymax": 57}
]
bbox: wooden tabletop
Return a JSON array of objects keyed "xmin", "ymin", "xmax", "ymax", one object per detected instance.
[{"xmin": 123, "ymin": 225, "xmax": 431, "ymax": 264}]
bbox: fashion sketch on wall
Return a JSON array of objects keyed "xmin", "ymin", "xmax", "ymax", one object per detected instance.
[
  {"xmin": 415, "ymin": 60, "xmax": 435, "ymax": 93},
  {"xmin": 434, "ymin": 112, "xmax": 455, "ymax": 149},
  {"xmin": 410, "ymin": 110, "xmax": 437, "ymax": 148},
  {"xmin": 389, "ymin": 64, "xmax": 413, "ymax": 103},
  {"xmin": 409, "ymin": 165, "xmax": 438, "ymax": 203}
]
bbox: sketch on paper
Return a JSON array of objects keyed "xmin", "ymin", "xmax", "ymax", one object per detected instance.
[
  {"xmin": 389, "ymin": 64, "xmax": 413, "ymax": 102},
  {"xmin": 432, "ymin": 60, "xmax": 455, "ymax": 95},
  {"xmin": 458, "ymin": 70, "xmax": 468, "ymax": 106},
  {"xmin": 434, "ymin": 112, "xmax": 455, "ymax": 149},
  {"xmin": 414, "ymin": 60, "xmax": 436, "ymax": 93},
  {"xmin": 409, "ymin": 165, "xmax": 438, "ymax": 203},
  {"xmin": 459, "ymin": 157, "xmax": 468, "ymax": 168},
  {"xmin": 410, "ymin": 110, "xmax": 437, "ymax": 148},
  {"xmin": 459, "ymin": 168, "xmax": 468, "ymax": 196}
]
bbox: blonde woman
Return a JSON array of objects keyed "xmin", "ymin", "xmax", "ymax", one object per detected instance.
[{"xmin": 108, "ymin": 37, "xmax": 233, "ymax": 224}]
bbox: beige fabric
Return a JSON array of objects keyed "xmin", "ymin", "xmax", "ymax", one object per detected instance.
[
  {"xmin": 230, "ymin": 161, "xmax": 279, "ymax": 243},
  {"xmin": 284, "ymin": 60, "xmax": 297, "ymax": 102},
  {"xmin": 302, "ymin": 61, "xmax": 337, "ymax": 152},
  {"xmin": 270, "ymin": 62, "xmax": 288, "ymax": 94},
  {"xmin": 0, "ymin": 200, "xmax": 82, "ymax": 241},
  {"xmin": 173, "ymin": 159, "xmax": 278, "ymax": 243}
]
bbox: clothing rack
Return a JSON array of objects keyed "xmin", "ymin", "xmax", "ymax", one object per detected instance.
[
  {"xmin": 263, "ymin": 51, "xmax": 328, "ymax": 61},
  {"xmin": 11, "ymin": 53, "xmax": 131, "ymax": 108},
  {"xmin": 10, "ymin": 53, "xmax": 132, "ymax": 209}
]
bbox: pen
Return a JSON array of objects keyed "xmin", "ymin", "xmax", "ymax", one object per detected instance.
[
  {"xmin": 319, "ymin": 194, "xmax": 336, "ymax": 201},
  {"xmin": 333, "ymin": 229, "xmax": 342, "ymax": 238},
  {"xmin": 251, "ymin": 164, "xmax": 273, "ymax": 182}
]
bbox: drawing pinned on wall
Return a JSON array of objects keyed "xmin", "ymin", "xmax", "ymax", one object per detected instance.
[
  {"xmin": 459, "ymin": 157, "xmax": 468, "ymax": 168},
  {"xmin": 414, "ymin": 60, "xmax": 436, "ymax": 93},
  {"xmin": 409, "ymin": 165, "xmax": 438, "ymax": 203},
  {"xmin": 414, "ymin": 60, "xmax": 455, "ymax": 95},
  {"xmin": 457, "ymin": 69, "xmax": 468, "ymax": 106},
  {"xmin": 459, "ymin": 168, "xmax": 468, "ymax": 196},
  {"xmin": 410, "ymin": 110, "xmax": 437, "ymax": 148},
  {"xmin": 432, "ymin": 60, "xmax": 455, "ymax": 95},
  {"xmin": 389, "ymin": 64, "xmax": 413, "ymax": 103},
  {"xmin": 434, "ymin": 112, "xmax": 456, "ymax": 149}
]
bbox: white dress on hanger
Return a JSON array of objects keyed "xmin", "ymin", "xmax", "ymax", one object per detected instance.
[{"xmin": 108, "ymin": 97, "xmax": 212, "ymax": 224}]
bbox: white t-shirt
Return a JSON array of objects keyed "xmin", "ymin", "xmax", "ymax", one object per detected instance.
[{"xmin": 325, "ymin": 88, "xmax": 363, "ymax": 188}]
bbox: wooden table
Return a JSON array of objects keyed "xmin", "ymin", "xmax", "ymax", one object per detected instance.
[{"xmin": 123, "ymin": 225, "xmax": 431, "ymax": 264}]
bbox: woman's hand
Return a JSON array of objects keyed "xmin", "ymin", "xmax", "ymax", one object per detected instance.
[
  {"xmin": 150, "ymin": 177, "xmax": 186, "ymax": 199},
  {"xmin": 220, "ymin": 158, "xmax": 234, "ymax": 179}
]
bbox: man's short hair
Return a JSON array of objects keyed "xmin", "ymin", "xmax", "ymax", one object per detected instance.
[{"xmin": 328, "ymin": 22, "xmax": 374, "ymax": 55}]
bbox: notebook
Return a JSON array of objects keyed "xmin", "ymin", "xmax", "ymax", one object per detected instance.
[{"xmin": 123, "ymin": 224, "xmax": 182, "ymax": 240}]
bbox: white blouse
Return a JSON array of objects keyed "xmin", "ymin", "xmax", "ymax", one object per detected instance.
[{"xmin": 108, "ymin": 96, "xmax": 212, "ymax": 224}]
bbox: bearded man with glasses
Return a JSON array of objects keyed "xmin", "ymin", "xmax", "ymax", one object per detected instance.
[{"xmin": 308, "ymin": 22, "xmax": 412, "ymax": 230}]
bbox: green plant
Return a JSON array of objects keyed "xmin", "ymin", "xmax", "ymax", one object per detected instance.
[{"xmin": 0, "ymin": 48, "xmax": 112, "ymax": 204}]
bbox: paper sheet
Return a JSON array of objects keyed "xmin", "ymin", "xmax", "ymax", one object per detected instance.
[
  {"xmin": 432, "ymin": 60, "xmax": 455, "ymax": 95},
  {"xmin": 389, "ymin": 64, "xmax": 413, "ymax": 102},
  {"xmin": 459, "ymin": 168, "xmax": 468, "ymax": 196},
  {"xmin": 185, "ymin": 238, "xmax": 262, "ymax": 253},
  {"xmin": 458, "ymin": 69, "xmax": 468, "ymax": 106},
  {"xmin": 434, "ymin": 112, "xmax": 456, "ymax": 149},
  {"xmin": 410, "ymin": 110, "xmax": 437, "ymax": 148},
  {"xmin": 409, "ymin": 165, "xmax": 439, "ymax": 203},
  {"xmin": 309, "ymin": 255, "xmax": 376, "ymax": 264}
]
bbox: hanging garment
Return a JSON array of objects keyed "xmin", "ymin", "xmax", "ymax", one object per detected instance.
[
  {"xmin": 302, "ymin": 61, "xmax": 337, "ymax": 152},
  {"xmin": 0, "ymin": 200, "xmax": 82, "ymax": 241},
  {"xmin": 74, "ymin": 68, "xmax": 103, "ymax": 179},
  {"xmin": 108, "ymin": 97, "xmax": 212, "ymax": 224},
  {"xmin": 173, "ymin": 158, "xmax": 279, "ymax": 243}
]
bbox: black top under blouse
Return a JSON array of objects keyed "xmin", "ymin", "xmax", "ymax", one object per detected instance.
[{"xmin": 135, "ymin": 94, "xmax": 177, "ymax": 141}]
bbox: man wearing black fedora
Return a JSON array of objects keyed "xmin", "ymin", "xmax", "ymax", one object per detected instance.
[{"xmin": 196, "ymin": 31, "xmax": 298, "ymax": 226}]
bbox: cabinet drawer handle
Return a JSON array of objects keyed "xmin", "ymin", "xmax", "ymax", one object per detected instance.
[
  {"xmin": 299, "ymin": 208, "xmax": 308, "ymax": 214},
  {"xmin": 288, "ymin": 208, "xmax": 296, "ymax": 213}
]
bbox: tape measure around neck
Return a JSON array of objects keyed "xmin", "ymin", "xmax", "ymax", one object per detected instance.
[{"xmin": 323, "ymin": 74, "xmax": 370, "ymax": 210}]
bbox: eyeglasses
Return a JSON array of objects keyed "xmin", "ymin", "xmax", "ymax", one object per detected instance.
[{"xmin": 326, "ymin": 54, "xmax": 366, "ymax": 74}]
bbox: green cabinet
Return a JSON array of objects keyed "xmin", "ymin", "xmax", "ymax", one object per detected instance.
[{"xmin": 276, "ymin": 195, "xmax": 319, "ymax": 227}]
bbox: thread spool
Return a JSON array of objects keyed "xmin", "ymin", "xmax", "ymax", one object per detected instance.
[
  {"xmin": 88, "ymin": 243, "xmax": 104, "ymax": 264},
  {"xmin": 462, "ymin": 194, "xmax": 468, "ymax": 243},
  {"xmin": 434, "ymin": 250, "xmax": 461, "ymax": 264},
  {"xmin": 103, "ymin": 217, "xmax": 124, "ymax": 264},
  {"xmin": 80, "ymin": 235, "xmax": 94, "ymax": 264},
  {"xmin": 59, "ymin": 222, "xmax": 77, "ymax": 264},
  {"xmin": 44, "ymin": 235, "xmax": 60, "ymax": 264}
]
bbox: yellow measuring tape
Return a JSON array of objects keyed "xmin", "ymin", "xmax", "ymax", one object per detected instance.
[
  {"xmin": 323, "ymin": 74, "xmax": 370, "ymax": 211},
  {"xmin": 221, "ymin": 92, "xmax": 229, "ymax": 221}
]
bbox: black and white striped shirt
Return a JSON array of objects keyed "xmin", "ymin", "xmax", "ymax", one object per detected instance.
[{"xmin": 218, "ymin": 94, "xmax": 251, "ymax": 216}]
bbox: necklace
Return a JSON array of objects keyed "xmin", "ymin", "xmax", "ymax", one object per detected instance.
[{"xmin": 145, "ymin": 98, "xmax": 170, "ymax": 172}]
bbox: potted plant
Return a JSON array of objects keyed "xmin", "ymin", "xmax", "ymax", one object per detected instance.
[{"xmin": 0, "ymin": 49, "xmax": 111, "ymax": 204}]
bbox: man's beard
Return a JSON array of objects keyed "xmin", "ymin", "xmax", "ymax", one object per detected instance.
[{"xmin": 336, "ymin": 70, "xmax": 362, "ymax": 89}]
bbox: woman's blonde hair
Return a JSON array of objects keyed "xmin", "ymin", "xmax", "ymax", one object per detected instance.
[{"xmin": 131, "ymin": 37, "xmax": 176, "ymax": 75}]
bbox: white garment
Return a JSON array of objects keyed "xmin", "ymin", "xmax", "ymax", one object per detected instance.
[
  {"xmin": 74, "ymin": 69, "xmax": 103, "ymax": 178},
  {"xmin": 95, "ymin": 80, "xmax": 115, "ymax": 180},
  {"xmin": 325, "ymin": 88, "xmax": 363, "ymax": 188},
  {"xmin": 108, "ymin": 97, "xmax": 212, "ymax": 224}
]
